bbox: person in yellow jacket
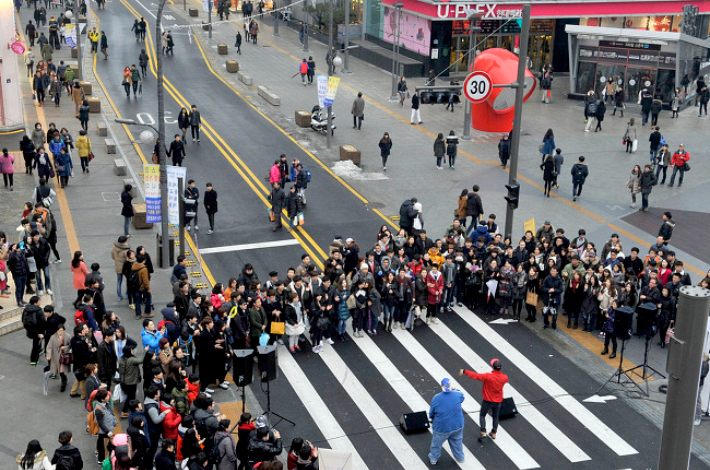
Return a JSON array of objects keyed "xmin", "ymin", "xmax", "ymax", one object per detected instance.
[
  {"xmin": 88, "ymin": 27, "xmax": 99, "ymax": 53},
  {"xmin": 75, "ymin": 130, "xmax": 92, "ymax": 174}
]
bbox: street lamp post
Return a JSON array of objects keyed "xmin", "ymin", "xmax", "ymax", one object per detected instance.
[
  {"xmin": 326, "ymin": 0, "xmax": 333, "ymax": 149},
  {"xmin": 115, "ymin": 118, "xmax": 171, "ymax": 267},
  {"xmin": 389, "ymin": 3, "xmax": 403, "ymax": 99},
  {"xmin": 504, "ymin": 4, "xmax": 531, "ymax": 238},
  {"xmin": 341, "ymin": 0, "xmax": 350, "ymax": 73},
  {"xmin": 273, "ymin": 0, "xmax": 279, "ymax": 36},
  {"xmin": 69, "ymin": 6, "xmax": 82, "ymax": 80},
  {"xmin": 461, "ymin": 21, "xmax": 481, "ymax": 141}
]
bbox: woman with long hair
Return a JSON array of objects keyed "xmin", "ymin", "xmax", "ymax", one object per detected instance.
[
  {"xmin": 581, "ymin": 275, "xmax": 601, "ymax": 332},
  {"xmin": 565, "ymin": 271, "xmax": 585, "ymax": 329},
  {"xmin": 541, "ymin": 154, "xmax": 556, "ymax": 197},
  {"xmin": 625, "ymin": 165, "xmax": 641, "ymax": 208},
  {"xmin": 178, "ymin": 107, "xmax": 190, "ymax": 140},
  {"xmin": 46, "ymin": 323, "xmax": 71, "ymax": 392},
  {"xmin": 70, "ymin": 251, "xmax": 89, "ymax": 294},
  {"xmin": 524, "ymin": 266, "xmax": 540, "ymax": 322},
  {"xmin": 456, "ymin": 189, "xmax": 468, "ymax": 227},
  {"xmin": 334, "ymin": 279, "xmax": 351, "ymax": 340},
  {"xmin": 540, "ymin": 128, "xmax": 555, "ymax": 162},
  {"xmin": 378, "ymin": 132, "xmax": 392, "ymax": 171},
  {"xmin": 510, "ymin": 263, "xmax": 527, "ymax": 321},
  {"xmin": 17, "ymin": 440, "xmax": 52, "ymax": 470}
]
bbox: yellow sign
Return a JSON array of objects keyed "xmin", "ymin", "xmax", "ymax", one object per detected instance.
[
  {"xmin": 324, "ymin": 76, "xmax": 341, "ymax": 106},
  {"xmin": 524, "ymin": 218, "xmax": 535, "ymax": 235}
]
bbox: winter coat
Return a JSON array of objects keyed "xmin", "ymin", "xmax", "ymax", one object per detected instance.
[
  {"xmin": 16, "ymin": 450, "xmax": 53, "ymax": 470},
  {"xmin": 111, "ymin": 240, "xmax": 130, "ymax": 274},
  {"xmin": 446, "ymin": 135, "xmax": 459, "ymax": 157},
  {"xmin": 379, "ymin": 139, "xmax": 392, "ymax": 158},
  {"xmin": 51, "ymin": 444, "xmax": 83, "ymax": 470},
  {"xmin": 351, "ymin": 97, "xmax": 365, "ymax": 118},
  {"xmin": 189, "ymin": 110, "xmax": 201, "ymax": 127},
  {"xmin": 639, "ymin": 170, "xmax": 657, "ymax": 194},
  {"xmin": 270, "ymin": 187, "xmax": 285, "ymax": 212},
  {"xmin": 623, "ymin": 123, "xmax": 637, "ymax": 142},
  {"xmin": 433, "ymin": 138, "xmax": 446, "ymax": 158},
  {"xmin": 46, "ymin": 330, "xmax": 71, "ymax": 376},
  {"xmin": 71, "ymin": 260, "xmax": 89, "ymax": 290},
  {"xmin": 411, "ymin": 93, "xmax": 420, "ymax": 109},
  {"xmin": 269, "ymin": 164, "xmax": 281, "ymax": 184},
  {"xmin": 94, "ymin": 401, "xmax": 119, "ymax": 435},
  {"xmin": 595, "ymin": 101, "xmax": 606, "ymax": 121},
  {"xmin": 32, "ymin": 128, "xmax": 46, "ymax": 150},
  {"xmin": 75, "ymin": 135, "xmax": 91, "ymax": 158},
  {"xmin": 121, "ymin": 190, "xmax": 134, "ymax": 217},
  {"xmin": 426, "ymin": 271, "xmax": 444, "ymax": 305},
  {"xmin": 178, "ymin": 112, "xmax": 190, "ymax": 130},
  {"xmin": 511, "ymin": 270, "xmax": 527, "ymax": 300},
  {"xmin": 160, "ymin": 402, "xmax": 182, "ymax": 440},
  {"xmin": 625, "ymin": 171, "xmax": 640, "ymax": 194},
  {"xmin": 119, "ymin": 353, "xmax": 143, "ymax": 385},
  {"xmin": 215, "ymin": 430, "xmax": 238, "ymax": 470},
  {"xmin": 285, "ymin": 192, "xmax": 302, "ymax": 218},
  {"xmin": 541, "ymin": 135, "xmax": 555, "ymax": 155},
  {"xmin": 55, "ymin": 152, "xmax": 73, "ymax": 177},
  {"xmin": 541, "ymin": 159, "xmax": 555, "ymax": 181},
  {"xmin": 0, "ymin": 153, "xmax": 15, "ymax": 175},
  {"xmin": 571, "ymin": 162, "xmax": 589, "ymax": 184}
]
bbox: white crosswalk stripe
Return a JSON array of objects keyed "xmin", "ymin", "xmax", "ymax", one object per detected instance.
[
  {"xmin": 351, "ymin": 329, "xmax": 485, "ymax": 469},
  {"xmin": 452, "ymin": 306, "xmax": 639, "ymax": 456},
  {"xmin": 317, "ymin": 343, "xmax": 430, "ymax": 469},
  {"xmin": 429, "ymin": 319, "xmax": 592, "ymax": 463},
  {"xmin": 392, "ymin": 328, "xmax": 540, "ymax": 469},
  {"xmin": 277, "ymin": 347, "xmax": 368, "ymax": 469}
]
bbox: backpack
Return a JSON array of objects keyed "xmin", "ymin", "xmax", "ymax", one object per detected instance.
[
  {"xmin": 22, "ymin": 308, "xmax": 38, "ymax": 330},
  {"xmin": 305, "ymin": 168, "xmax": 311, "ymax": 183},
  {"xmin": 587, "ymin": 102, "xmax": 597, "ymax": 114},
  {"xmin": 54, "ymin": 455, "xmax": 74, "ymax": 470},
  {"xmin": 87, "ymin": 410, "xmax": 99, "ymax": 435},
  {"xmin": 128, "ymin": 269, "xmax": 141, "ymax": 291},
  {"xmin": 195, "ymin": 416, "xmax": 211, "ymax": 442},
  {"xmin": 210, "ymin": 434, "xmax": 228, "ymax": 464},
  {"xmin": 74, "ymin": 308, "xmax": 86, "ymax": 326}
]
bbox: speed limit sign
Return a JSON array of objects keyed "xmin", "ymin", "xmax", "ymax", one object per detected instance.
[{"xmin": 463, "ymin": 71, "xmax": 492, "ymax": 103}]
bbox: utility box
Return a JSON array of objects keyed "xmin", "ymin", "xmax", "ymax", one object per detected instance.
[
  {"xmin": 226, "ymin": 60, "xmax": 239, "ymax": 73},
  {"xmin": 340, "ymin": 145, "xmax": 361, "ymax": 165}
]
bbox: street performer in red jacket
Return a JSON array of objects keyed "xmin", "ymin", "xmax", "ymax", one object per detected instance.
[{"xmin": 459, "ymin": 358, "xmax": 509, "ymax": 439}]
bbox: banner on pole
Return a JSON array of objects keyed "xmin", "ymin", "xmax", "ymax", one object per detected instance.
[
  {"xmin": 143, "ymin": 164, "xmax": 161, "ymax": 223},
  {"xmin": 317, "ymin": 74, "xmax": 328, "ymax": 108},
  {"xmin": 324, "ymin": 76, "xmax": 341, "ymax": 107},
  {"xmin": 167, "ymin": 165, "xmax": 187, "ymax": 225},
  {"xmin": 523, "ymin": 218, "xmax": 536, "ymax": 235}
]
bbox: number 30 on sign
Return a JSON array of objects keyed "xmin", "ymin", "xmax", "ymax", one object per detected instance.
[{"xmin": 463, "ymin": 71, "xmax": 492, "ymax": 103}]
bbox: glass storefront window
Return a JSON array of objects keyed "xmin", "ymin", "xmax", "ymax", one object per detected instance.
[{"xmin": 577, "ymin": 62, "xmax": 597, "ymax": 95}]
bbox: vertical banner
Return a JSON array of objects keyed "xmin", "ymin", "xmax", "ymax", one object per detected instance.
[
  {"xmin": 523, "ymin": 218, "xmax": 536, "ymax": 235},
  {"xmin": 143, "ymin": 164, "xmax": 161, "ymax": 223},
  {"xmin": 167, "ymin": 165, "xmax": 187, "ymax": 225},
  {"xmin": 202, "ymin": 0, "xmax": 210, "ymax": 13},
  {"xmin": 317, "ymin": 74, "xmax": 328, "ymax": 108},
  {"xmin": 65, "ymin": 23, "xmax": 76, "ymax": 48},
  {"xmin": 324, "ymin": 76, "xmax": 341, "ymax": 107}
]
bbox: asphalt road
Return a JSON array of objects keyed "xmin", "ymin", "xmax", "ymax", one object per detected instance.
[{"xmin": 66, "ymin": 2, "xmax": 710, "ymax": 469}]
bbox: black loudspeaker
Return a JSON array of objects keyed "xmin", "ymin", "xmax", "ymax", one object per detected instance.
[
  {"xmin": 498, "ymin": 397, "xmax": 518, "ymax": 419},
  {"xmin": 636, "ymin": 302, "xmax": 658, "ymax": 337},
  {"xmin": 614, "ymin": 306, "xmax": 635, "ymax": 341},
  {"xmin": 400, "ymin": 411, "xmax": 430, "ymax": 435},
  {"xmin": 232, "ymin": 350, "xmax": 254, "ymax": 387},
  {"xmin": 257, "ymin": 345, "xmax": 278, "ymax": 382}
]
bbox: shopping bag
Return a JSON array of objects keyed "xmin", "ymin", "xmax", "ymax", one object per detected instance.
[
  {"xmin": 259, "ymin": 332, "xmax": 270, "ymax": 346},
  {"xmin": 631, "ymin": 139, "xmax": 638, "ymax": 152},
  {"xmin": 267, "ymin": 208, "xmax": 275, "ymax": 222},
  {"xmin": 297, "ymin": 212, "xmax": 305, "ymax": 226},
  {"xmin": 270, "ymin": 321, "xmax": 285, "ymax": 335},
  {"xmin": 525, "ymin": 292, "xmax": 538, "ymax": 306},
  {"xmin": 665, "ymin": 327, "xmax": 674, "ymax": 344}
]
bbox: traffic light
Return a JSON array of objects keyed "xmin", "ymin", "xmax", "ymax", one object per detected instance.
[
  {"xmin": 417, "ymin": 86, "xmax": 462, "ymax": 105},
  {"xmin": 505, "ymin": 183, "xmax": 520, "ymax": 209}
]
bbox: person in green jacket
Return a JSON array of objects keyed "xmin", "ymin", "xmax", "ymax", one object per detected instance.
[
  {"xmin": 248, "ymin": 297, "xmax": 268, "ymax": 348},
  {"xmin": 171, "ymin": 379, "xmax": 190, "ymax": 416},
  {"xmin": 130, "ymin": 64, "xmax": 141, "ymax": 97},
  {"xmin": 118, "ymin": 344, "xmax": 144, "ymax": 417}
]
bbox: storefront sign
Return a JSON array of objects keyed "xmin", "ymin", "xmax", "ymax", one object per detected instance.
[
  {"xmin": 599, "ymin": 40, "xmax": 661, "ymax": 51},
  {"xmin": 436, "ymin": 2, "xmax": 522, "ymax": 20}
]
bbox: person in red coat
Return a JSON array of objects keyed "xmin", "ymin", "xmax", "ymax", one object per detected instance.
[
  {"xmin": 459, "ymin": 358, "xmax": 509, "ymax": 439},
  {"xmin": 668, "ymin": 143, "xmax": 690, "ymax": 187},
  {"xmin": 186, "ymin": 374, "xmax": 201, "ymax": 402},
  {"xmin": 160, "ymin": 393, "xmax": 183, "ymax": 440},
  {"xmin": 426, "ymin": 264, "xmax": 444, "ymax": 324}
]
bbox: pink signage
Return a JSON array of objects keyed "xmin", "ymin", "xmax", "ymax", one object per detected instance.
[
  {"xmin": 383, "ymin": 0, "xmax": 710, "ymax": 20},
  {"xmin": 383, "ymin": 6, "xmax": 431, "ymax": 55},
  {"xmin": 11, "ymin": 41, "xmax": 26, "ymax": 55}
]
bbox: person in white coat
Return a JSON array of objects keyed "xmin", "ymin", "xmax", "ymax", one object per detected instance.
[{"xmin": 16, "ymin": 440, "xmax": 54, "ymax": 470}]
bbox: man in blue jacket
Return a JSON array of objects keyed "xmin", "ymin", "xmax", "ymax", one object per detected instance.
[
  {"xmin": 141, "ymin": 319, "xmax": 165, "ymax": 353},
  {"xmin": 428, "ymin": 377, "xmax": 465, "ymax": 465}
]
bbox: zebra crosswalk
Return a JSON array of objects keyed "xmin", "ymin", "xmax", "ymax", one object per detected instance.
[{"xmin": 257, "ymin": 306, "xmax": 647, "ymax": 470}]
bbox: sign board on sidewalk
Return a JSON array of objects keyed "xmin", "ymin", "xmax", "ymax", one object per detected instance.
[
  {"xmin": 167, "ymin": 165, "xmax": 187, "ymax": 225},
  {"xmin": 463, "ymin": 71, "xmax": 492, "ymax": 103},
  {"xmin": 317, "ymin": 74, "xmax": 328, "ymax": 108},
  {"xmin": 324, "ymin": 76, "xmax": 341, "ymax": 107},
  {"xmin": 144, "ymin": 164, "xmax": 161, "ymax": 223},
  {"xmin": 524, "ymin": 218, "xmax": 535, "ymax": 235}
]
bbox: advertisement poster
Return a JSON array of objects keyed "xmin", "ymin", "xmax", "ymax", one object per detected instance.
[
  {"xmin": 143, "ymin": 164, "xmax": 161, "ymax": 223},
  {"xmin": 324, "ymin": 76, "xmax": 340, "ymax": 107},
  {"xmin": 167, "ymin": 165, "xmax": 187, "ymax": 225},
  {"xmin": 65, "ymin": 23, "xmax": 76, "ymax": 48},
  {"xmin": 317, "ymin": 74, "xmax": 328, "ymax": 107}
]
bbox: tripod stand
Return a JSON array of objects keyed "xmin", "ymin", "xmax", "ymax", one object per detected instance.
[
  {"xmin": 601, "ymin": 339, "xmax": 646, "ymax": 396},
  {"xmin": 625, "ymin": 333, "xmax": 666, "ymax": 397},
  {"xmin": 258, "ymin": 344, "xmax": 295, "ymax": 428}
]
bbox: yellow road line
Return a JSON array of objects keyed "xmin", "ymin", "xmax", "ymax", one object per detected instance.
[
  {"xmin": 33, "ymin": 104, "xmax": 81, "ymax": 255},
  {"xmin": 0, "ymin": 129, "xmax": 24, "ymax": 135},
  {"xmin": 116, "ymin": 0, "xmax": 324, "ymax": 269}
]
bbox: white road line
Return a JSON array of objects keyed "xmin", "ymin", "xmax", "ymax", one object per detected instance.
[
  {"xmin": 199, "ymin": 239, "xmax": 300, "ymax": 254},
  {"xmin": 317, "ymin": 343, "xmax": 430, "ymax": 470},
  {"xmin": 453, "ymin": 307, "xmax": 638, "ymax": 457},
  {"xmin": 277, "ymin": 347, "xmax": 367, "ymax": 470},
  {"xmin": 431, "ymin": 321, "xmax": 591, "ymax": 463},
  {"xmin": 393, "ymin": 330, "xmax": 540, "ymax": 470},
  {"xmin": 352, "ymin": 330, "xmax": 485, "ymax": 469}
]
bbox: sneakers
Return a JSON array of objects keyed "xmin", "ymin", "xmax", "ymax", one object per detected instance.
[
  {"xmin": 312, "ymin": 345, "xmax": 321, "ymax": 353},
  {"xmin": 326, "ymin": 338, "xmax": 335, "ymax": 345},
  {"xmin": 194, "ymin": 225, "xmax": 200, "ymax": 231},
  {"xmin": 207, "ymin": 229, "xmax": 214, "ymax": 235},
  {"xmin": 47, "ymin": 289, "xmax": 53, "ymax": 295},
  {"xmin": 204, "ymin": 392, "xmax": 212, "ymax": 398},
  {"xmin": 222, "ymin": 380, "xmax": 230, "ymax": 385},
  {"xmin": 219, "ymin": 382, "xmax": 229, "ymax": 390},
  {"xmin": 289, "ymin": 346, "xmax": 296, "ymax": 353},
  {"xmin": 277, "ymin": 339, "xmax": 284, "ymax": 345},
  {"xmin": 128, "ymin": 304, "xmax": 136, "ymax": 310},
  {"xmin": 204, "ymin": 388, "xmax": 215, "ymax": 393},
  {"xmin": 490, "ymin": 432, "xmax": 497, "ymax": 440},
  {"xmin": 38, "ymin": 290, "xmax": 44, "ymax": 296},
  {"xmin": 431, "ymin": 318, "xmax": 439, "ymax": 324},
  {"xmin": 480, "ymin": 431, "xmax": 487, "ymax": 438},
  {"xmin": 187, "ymin": 226, "xmax": 191, "ymax": 232}
]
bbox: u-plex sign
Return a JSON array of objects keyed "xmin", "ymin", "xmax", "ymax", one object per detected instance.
[{"xmin": 435, "ymin": 2, "xmax": 523, "ymax": 19}]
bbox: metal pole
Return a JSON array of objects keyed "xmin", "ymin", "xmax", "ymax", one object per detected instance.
[
  {"xmin": 389, "ymin": 3, "xmax": 402, "ymax": 99},
  {"xmin": 659, "ymin": 286, "xmax": 710, "ymax": 470},
  {"xmin": 504, "ymin": 4, "xmax": 530, "ymax": 239},
  {"xmin": 341, "ymin": 0, "xmax": 350, "ymax": 73},
  {"xmin": 178, "ymin": 177, "xmax": 185, "ymax": 261},
  {"xmin": 273, "ymin": 0, "xmax": 279, "ymax": 36},
  {"xmin": 462, "ymin": 24, "xmax": 478, "ymax": 141},
  {"xmin": 156, "ymin": 0, "xmax": 170, "ymax": 269},
  {"xmin": 72, "ymin": 2, "xmax": 82, "ymax": 80},
  {"xmin": 302, "ymin": 22, "xmax": 309, "ymax": 52},
  {"xmin": 326, "ymin": 0, "xmax": 333, "ymax": 149},
  {"xmin": 184, "ymin": 0, "xmax": 186, "ymax": 11},
  {"xmin": 208, "ymin": 7, "xmax": 213, "ymax": 39},
  {"xmin": 394, "ymin": 6, "xmax": 401, "ymax": 80}
]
